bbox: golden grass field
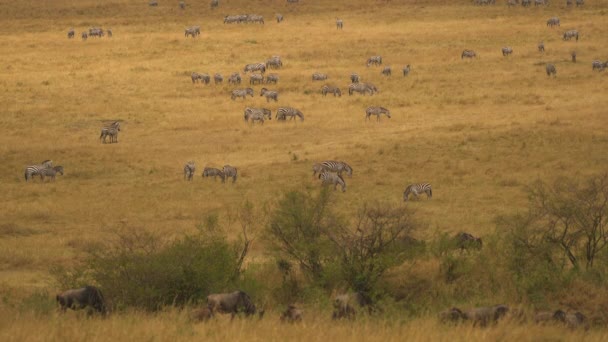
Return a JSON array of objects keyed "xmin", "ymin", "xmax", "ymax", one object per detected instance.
[{"xmin": 1, "ymin": 0, "xmax": 608, "ymax": 339}]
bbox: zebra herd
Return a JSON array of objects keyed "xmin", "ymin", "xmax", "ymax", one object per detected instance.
[
  {"xmin": 24, "ymin": 160, "xmax": 64, "ymax": 182},
  {"xmin": 501, "ymin": 0, "xmax": 584, "ymax": 6},
  {"xmin": 68, "ymin": 27, "xmax": 112, "ymax": 40},
  {"xmin": 223, "ymin": 14, "xmax": 264, "ymax": 24},
  {"xmin": 184, "ymin": 163, "xmax": 238, "ymax": 183}
]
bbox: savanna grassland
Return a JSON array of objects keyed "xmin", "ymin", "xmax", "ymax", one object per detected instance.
[{"xmin": 1, "ymin": 0, "xmax": 608, "ymax": 340}]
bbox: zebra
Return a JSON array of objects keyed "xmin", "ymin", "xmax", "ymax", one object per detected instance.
[
  {"xmin": 534, "ymin": 0, "xmax": 547, "ymax": 6},
  {"xmin": 260, "ymin": 88, "xmax": 278, "ymax": 102},
  {"xmin": 521, "ymin": 0, "xmax": 531, "ymax": 6},
  {"xmin": 224, "ymin": 15, "xmax": 239, "ymax": 24},
  {"xmin": 89, "ymin": 28, "xmax": 104, "ymax": 37},
  {"xmin": 403, "ymin": 65, "xmax": 411, "ymax": 76},
  {"xmin": 247, "ymin": 15, "xmax": 264, "ymax": 24},
  {"xmin": 67, "ymin": 28, "xmax": 75, "ymax": 39},
  {"xmin": 319, "ymin": 160, "xmax": 353, "ymax": 177},
  {"xmin": 576, "ymin": 0, "xmax": 584, "ymax": 6},
  {"xmin": 366, "ymin": 56, "xmax": 382, "ymax": 67},
  {"xmin": 231, "ymin": 88, "xmax": 254, "ymax": 100},
  {"xmin": 228, "ymin": 73, "xmax": 242, "ymax": 84},
  {"xmin": 245, "ymin": 107, "xmax": 272, "ymax": 121},
  {"xmin": 319, "ymin": 172, "xmax": 346, "ymax": 192},
  {"xmin": 571, "ymin": 51, "xmax": 577, "ymax": 63},
  {"xmin": 214, "ymin": 73, "xmax": 223, "ymax": 84},
  {"xmin": 149, "ymin": 0, "xmax": 158, "ymax": 6},
  {"xmin": 222, "ymin": 165, "xmax": 237, "ymax": 183},
  {"xmin": 245, "ymin": 111, "xmax": 266, "ymax": 125},
  {"xmin": 266, "ymin": 56, "xmax": 282, "ymax": 69},
  {"xmin": 81, "ymin": 32, "xmax": 88, "ymax": 40},
  {"xmin": 100, "ymin": 121, "xmax": 121, "ymax": 144},
  {"xmin": 538, "ymin": 41, "xmax": 545, "ymax": 53},
  {"xmin": 507, "ymin": 0, "xmax": 518, "ymax": 6},
  {"xmin": 321, "ymin": 85, "xmax": 342, "ymax": 97},
  {"xmin": 547, "ymin": 17, "xmax": 560, "ymax": 28},
  {"xmin": 546, "ymin": 63, "xmax": 557, "ymax": 77},
  {"xmin": 210, "ymin": 0, "xmax": 219, "ymax": 8},
  {"xmin": 365, "ymin": 106, "xmax": 391, "ymax": 121},
  {"xmin": 566, "ymin": 0, "xmax": 573, "ymax": 5},
  {"xmin": 192, "ymin": 72, "xmax": 210, "ymax": 84},
  {"xmin": 350, "ymin": 73, "xmax": 360, "ymax": 83},
  {"xmin": 179, "ymin": 1, "xmax": 185, "ymax": 9},
  {"xmin": 24, "ymin": 160, "xmax": 53, "ymax": 182},
  {"xmin": 501, "ymin": 47, "xmax": 513, "ymax": 56},
  {"xmin": 184, "ymin": 161, "xmax": 196, "ymax": 181},
  {"xmin": 336, "ymin": 18, "xmax": 343, "ymax": 29},
  {"xmin": 202, "ymin": 167, "xmax": 225, "ymax": 181},
  {"xmin": 276, "ymin": 107, "xmax": 304, "ymax": 121},
  {"xmin": 403, "ymin": 183, "xmax": 432, "ymax": 201},
  {"xmin": 250, "ymin": 73, "xmax": 264, "ymax": 85},
  {"xmin": 244, "ymin": 63, "xmax": 266, "ymax": 74},
  {"xmin": 461, "ymin": 50, "xmax": 476, "ymax": 59},
  {"xmin": 185, "ymin": 28, "xmax": 197, "ymax": 38},
  {"xmin": 592, "ymin": 60, "xmax": 607, "ymax": 71},
  {"xmin": 381, "ymin": 66, "xmax": 391, "ymax": 76},
  {"xmin": 348, "ymin": 83, "xmax": 374, "ymax": 96},
  {"xmin": 276, "ymin": 14, "xmax": 283, "ymax": 23},
  {"xmin": 563, "ymin": 30, "xmax": 579, "ymax": 41},
  {"xmin": 312, "ymin": 163, "xmax": 325, "ymax": 177},
  {"xmin": 265, "ymin": 73, "xmax": 279, "ymax": 84},
  {"xmin": 312, "ymin": 73, "xmax": 328, "ymax": 81},
  {"xmin": 39, "ymin": 166, "xmax": 64, "ymax": 182}
]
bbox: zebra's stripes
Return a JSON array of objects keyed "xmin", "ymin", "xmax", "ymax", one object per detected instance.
[
  {"xmin": 319, "ymin": 172, "xmax": 346, "ymax": 192},
  {"xmin": 260, "ymin": 88, "xmax": 278, "ymax": 102},
  {"xmin": 538, "ymin": 41, "xmax": 545, "ymax": 52},
  {"xmin": 366, "ymin": 56, "xmax": 382, "ymax": 67},
  {"xmin": 245, "ymin": 111, "xmax": 266, "ymax": 124},
  {"xmin": 184, "ymin": 161, "xmax": 196, "ymax": 181},
  {"xmin": 38, "ymin": 166, "xmax": 64, "ymax": 182},
  {"xmin": 348, "ymin": 83, "xmax": 375, "ymax": 96},
  {"xmin": 250, "ymin": 74, "xmax": 264, "ymax": 85},
  {"xmin": 403, "ymin": 183, "xmax": 432, "ymax": 201},
  {"xmin": 276, "ymin": 107, "xmax": 304, "ymax": 121},
  {"xmin": 547, "ymin": 17, "xmax": 560, "ymax": 27},
  {"xmin": 192, "ymin": 72, "xmax": 211, "ymax": 84},
  {"xmin": 336, "ymin": 18, "xmax": 343, "ymax": 29},
  {"xmin": 244, "ymin": 63, "xmax": 266, "ymax": 74},
  {"xmin": 185, "ymin": 27, "xmax": 197, "ymax": 38},
  {"xmin": 276, "ymin": 14, "xmax": 283, "ymax": 23},
  {"xmin": 203, "ymin": 167, "xmax": 224, "ymax": 181},
  {"xmin": 563, "ymin": 30, "xmax": 579, "ymax": 41},
  {"xmin": 403, "ymin": 65, "xmax": 411, "ymax": 76},
  {"xmin": 592, "ymin": 60, "xmax": 607, "ymax": 71},
  {"xmin": 228, "ymin": 73, "xmax": 242, "ymax": 84},
  {"xmin": 244, "ymin": 107, "xmax": 272, "ymax": 122},
  {"xmin": 214, "ymin": 73, "xmax": 223, "ymax": 84},
  {"xmin": 534, "ymin": 0, "xmax": 547, "ymax": 5},
  {"xmin": 100, "ymin": 121, "xmax": 121, "ymax": 144},
  {"xmin": 365, "ymin": 106, "xmax": 391, "ymax": 121},
  {"xmin": 381, "ymin": 66, "xmax": 391, "ymax": 76},
  {"xmin": 265, "ymin": 73, "xmax": 279, "ymax": 84},
  {"xmin": 318, "ymin": 160, "xmax": 353, "ymax": 177},
  {"xmin": 222, "ymin": 165, "xmax": 237, "ymax": 183},
  {"xmin": 321, "ymin": 85, "xmax": 341, "ymax": 97},
  {"xmin": 24, "ymin": 160, "xmax": 53, "ymax": 182},
  {"xmin": 266, "ymin": 56, "xmax": 282, "ymax": 69},
  {"xmin": 461, "ymin": 50, "xmax": 476, "ymax": 59},
  {"xmin": 501, "ymin": 47, "xmax": 513, "ymax": 56},
  {"xmin": 149, "ymin": 0, "xmax": 158, "ymax": 6},
  {"xmin": 88, "ymin": 27, "xmax": 104, "ymax": 38},
  {"xmin": 546, "ymin": 63, "xmax": 557, "ymax": 77},
  {"xmin": 507, "ymin": 0, "xmax": 518, "ymax": 6},
  {"xmin": 521, "ymin": 0, "xmax": 531, "ymax": 6},
  {"xmin": 67, "ymin": 28, "xmax": 75, "ymax": 39},
  {"xmin": 231, "ymin": 88, "xmax": 254, "ymax": 100},
  {"xmin": 312, "ymin": 73, "xmax": 328, "ymax": 81},
  {"xmin": 350, "ymin": 73, "xmax": 360, "ymax": 83}
]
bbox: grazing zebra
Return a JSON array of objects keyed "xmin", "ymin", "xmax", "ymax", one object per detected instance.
[
  {"xmin": 228, "ymin": 73, "xmax": 242, "ymax": 84},
  {"xmin": 547, "ymin": 17, "xmax": 560, "ymax": 28},
  {"xmin": 214, "ymin": 73, "xmax": 223, "ymax": 84},
  {"xmin": 576, "ymin": 0, "xmax": 584, "ymax": 6},
  {"xmin": 403, "ymin": 183, "xmax": 432, "ymax": 201},
  {"xmin": 403, "ymin": 65, "xmax": 411, "ymax": 76},
  {"xmin": 276, "ymin": 107, "xmax": 304, "ymax": 121},
  {"xmin": 365, "ymin": 106, "xmax": 391, "ymax": 121},
  {"xmin": 312, "ymin": 163, "xmax": 325, "ymax": 177},
  {"xmin": 81, "ymin": 32, "xmax": 88, "ymax": 40},
  {"xmin": 100, "ymin": 121, "xmax": 121, "ymax": 144},
  {"xmin": 266, "ymin": 56, "xmax": 282, "ymax": 69},
  {"xmin": 563, "ymin": 30, "xmax": 579, "ymax": 41},
  {"xmin": 521, "ymin": 0, "xmax": 531, "ymax": 6},
  {"xmin": 244, "ymin": 63, "xmax": 266, "ymax": 74},
  {"xmin": 203, "ymin": 167, "xmax": 225, "ymax": 181},
  {"xmin": 381, "ymin": 66, "xmax": 392, "ymax": 76},
  {"xmin": 210, "ymin": 0, "xmax": 219, "ymax": 8},
  {"xmin": 222, "ymin": 165, "xmax": 237, "ymax": 183},
  {"xmin": 247, "ymin": 15, "xmax": 264, "ymax": 24},
  {"xmin": 312, "ymin": 73, "xmax": 328, "ymax": 81},
  {"xmin": 501, "ymin": 47, "xmax": 513, "ymax": 56},
  {"xmin": 336, "ymin": 18, "xmax": 343, "ymax": 29},
  {"xmin": 276, "ymin": 14, "xmax": 283, "ymax": 23},
  {"xmin": 224, "ymin": 15, "xmax": 239, "ymax": 24},
  {"xmin": 185, "ymin": 28, "xmax": 197, "ymax": 38},
  {"xmin": 321, "ymin": 85, "xmax": 342, "ymax": 97},
  {"xmin": 250, "ymin": 74, "xmax": 264, "ymax": 85},
  {"xmin": 461, "ymin": 50, "xmax": 476, "ymax": 59},
  {"xmin": 546, "ymin": 63, "xmax": 557, "ymax": 77},
  {"xmin": 592, "ymin": 60, "xmax": 606, "ymax": 71},
  {"xmin": 350, "ymin": 73, "xmax": 360, "ymax": 83},
  {"xmin": 366, "ymin": 56, "xmax": 382, "ymax": 67},
  {"xmin": 319, "ymin": 172, "xmax": 346, "ymax": 192},
  {"xmin": 184, "ymin": 161, "xmax": 196, "ymax": 181},
  {"xmin": 319, "ymin": 160, "xmax": 353, "ymax": 177},
  {"xmin": 67, "ymin": 28, "xmax": 75, "ymax": 39},
  {"xmin": 538, "ymin": 41, "xmax": 545, "ymax": 52},
  {"xmin": 348, "ymin": 83, "xmax": 374, "ymax": 96},
  {"xmin": 265, "ymin": 73, "xmax": 279, "ymax": 84},
  {"xmin": 260, "ymin": 88, "xmax": 278, "ymax": 102},
  {"xmin": 231, "ymin": 88, "xmax": 254, "ymax": 100},
  {"xmin": 245, "ymin": 111, "xmax": 266, "ymax": 124},
  {"xmin": 534, "ymin": 0, "xmax": 547, "ymax": 6},
  {"xmin": 192, "ymin": 72, "xmax": 210, "ymax": 84},
  {"xmin": 89, "ymin": 27, "xmax": 104, "ymax": 37},
  {"xmin": 245, "ymin": 107, "xmax": 272, "ymax": 121},
  {"xmin": 39, "ymin": 166, "xmax": 64, "ymax": 182},
  {"xmin": 24, "ymin": 160, "xmax": 53, "ymax": 182}
]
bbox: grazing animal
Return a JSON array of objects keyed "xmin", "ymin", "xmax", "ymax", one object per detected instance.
[
  {"xmin": 507, "ymin": 0, "xmax": 519, "ymax": 6},
  {"xmin": 56, "ymin": 286, "xmax": 106, "ymax": 315},
  {"xmin": 247, "ymin": 14, "xmax": 265, "ymax": 24},
  {"xmin": 228, "ymin": 73, "xmax": 242, "ymax": 85},
  {"xmin": 185, "ymin": 27, "xmax": 197, "ymax": 38},
  {"xmin": 461, "ymin": 50, "xmax": 476, "ymax": 59},
  {"xmin": 312, "ymin": 163, "xmax": 325, "ymax": 177},
  {"xmin": 366, "ymin": 56, "xmax": 382, "ymax": 67},
  {"xmin": 546, "ymin": 63, "xmax": 557, "ymax": 77},
  {"xmin": 454, "ymin": 232, "xmax": 482, "ymax": 251},
  {"xmin": 403, "ymin": 183, "xmax": 432, "ymax": 201},
  {"xmin": 192, "ymin": 72, "xmax": 210, "ymax": 84},
  {"xmin": 245, "ymin": 111, "xmax": 266, "ymax": 124},
  {"xmin": 317, "ymin": 161, "xmax": 353, "ymax": 177},
  {"xmin": 214, "ymin": 73, "xmax": 223, "ymax": 84},
  {"xmin": 202, "ymin": 167, "xmax": 225, "ymax": 182},
  {"xmin": 321, "ymin": 85, "xmax": 341, "ymax": 97},
  {"xmin": 89, "ymin": 27, "xmax": 104, "ymax": 38},
  {"xmin": 179, "ymin": 1, "xmax": 185, "ymax": 10},
  {"xmin": 348, "ymin": 83, "xmax": 374, "ymax": 96},
  {"xmin": 39, "ymin": 166, "xmax": 64, "ymax": 182},
  {"xmin": 592, "ymin": 60, "xmax": 607, "ymax": 71},
  {"xmin": 231, "ymin": 88, "xmax": 254, "ymax": 100},
  {"xmin": 566, "ymin": 0, "xmax": 573, "ymax": 5},
  {"xmin": 564, "ymin": 312, "xmax": 588, "ymax": 329},
  {"xmin": 276, "ymin": 14, "xmax": 283, "ymax": 23},
  {"xmin": 403, "ymin": 65, "xmax": 411, "ymax": 76},
  {"xmin": 535, "ymin": 310, "xmax": 567, "ymax": 324},
  {"xmin": 336, "ymin": 18, "xmax": 343, "ymax": 29},
  {"xmin": 100, "ymin": 121, "xmax": 121, "ymax": 144},
  {"xmin": 67, "ymin": 28, "xmax": 75, "ymax": 39},
  {"xmin": 206, "ymin": 291, "xmax": 257, "ymax": 319},
  {"xmin": 439, "ymin": 307, "xmax": 466, "ymax": 323},
  {"xmin": 280, "ymin": 304, "xmax": 303, "ymax": 323},
  {"xmin": 563, "ymin": 30, "xmax": 579, "ymax": 41},
  {"xmin": 210, "ymin": 0, "xmax": 219, "ymax": 8},
  {"xmin": 222, "ymin": 165, "xmax": 237, "ymax": 183},
  {"xmin": 381, "ymin": 66, "xmax": 391, "ymax": 76},
  {"xmin": 260, "ymin": 88, "xmax": 279, "ymax": 102},
  {"xmin": 576, "ymin": 0, "xmax": 584, "ymax": 6},
  {"xmin": 191, "ymin": 307, "xmax": 214, "ymax": 322},
  {"xmin": 245, "ymin": 107, "xmax": 272, "ymax": 121},
  {"xmin": 538, "ymin": 41, "xmax": 545, "ymax": 53},
  {"xmin": 24, "ymin": 160, "xmax": 54, "ymax": 182},
  {"xmin": 312, "ymin": 72, "xmax": 328, "ymax": 81},
  {"xmin": 571, "ymin": 51, "xmax": 576, "ymax": 63},
  {"xmin": 534, "ymin": 0, "xmax": 547, "ymax": 5},
  {"xmin": 350, "ymin": 73, "xmax": 360, "ymax": 83},
  {"xmin": 184, "ymin": 161, "xmax": 195, "ymax": 181},
  {"xmin": 365, "ymin": 106, "xmax": 391, "ymax": 121},
  {"xmin": 250, "ymin": 73, "xmax": 264, "ymax": 85},
  {"xmin": 319, "ymin": 172, "xmax": 346, "ymax": 192},
  {"xmin": 244, "ymin": 63, "xmax": 266, "ymax": 74},
  {"xmin": 547, "ymin": 17, "xmax": 560, "ymax": 28},
  {"xmin": 81, "ymin": 32, "xmax": 88, "ymax": 40},
  {"xmin": 265, "ymin": 56, "xmax": 282, "ymax": 69},
  {"xmin": 149, "ymin": 0, "xmax": 158, "ymax": 6},
  {"xmin": 265, "ymin": 73, "xmax": 279, "ymax": 84},
  {"xmin": 502, "ymin": 47, "xmax": 513, "ymax": 56},
  {"xmin": 521, "ymin": 0, "xmax": 531, "ymax": 6},
  {"xmin": 107, "ymin": 29, "xmax": 112, "ymax": 37},
  {"xmin": 463, "ymin": 305, "xmax": 509, "ymax": 327},
  {"xmin": 276, "ymin": 107, "xmax": 304, "ymax": 121}
]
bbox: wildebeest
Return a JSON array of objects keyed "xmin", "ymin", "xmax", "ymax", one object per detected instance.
[
  {"xmin": 535, "ymin": 309, "xmax": 567, "ymax": 324},
  {"xmin": 280, "ymin": 304, "xmax": 303, "ymax": 323},
  {"xmin": 454, "ymin": 232, "xmax": 482, "ymax": 251},
  {"xmin": 546, "ymin": 63, "xmax": 557, "ymax": 77},
  {"xmin": 463, "ymin": 305, "xmax": 509, "ymax": 327},
  {"xmin": 206, "ymin": 291, "xmax": 260, "ymax": 319},
  {"xmin": 56, "ymin": 286, "xmax": 107, "ymax": 315}
]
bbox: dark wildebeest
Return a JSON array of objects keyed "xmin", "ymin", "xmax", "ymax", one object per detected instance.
[
  {"xmin": 206, "ymin": 291, "xmax": 262, "ymax": 319},
  {"xmin": 280, "ymin": 304, "xmax": 303, "ymax": 323},
  {"xmin": 463, "ymin": 305, "xmax": 509, "ymax": 327},
  {"xmin": 56, "ymin": 285, "xmax": 107, "ymax": 315},
  {"xmin": 454, "ymin": 232, "xmax": 482, "ymax": 251}
]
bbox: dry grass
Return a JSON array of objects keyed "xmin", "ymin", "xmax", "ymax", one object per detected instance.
[{"xmin": 1, "ymin": 0, "xmax": 608, "ymax": 339}]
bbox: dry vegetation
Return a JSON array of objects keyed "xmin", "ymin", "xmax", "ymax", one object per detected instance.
[{"xmin": 1, "ymin": 0, "xmax": 608, "ymax": 339}]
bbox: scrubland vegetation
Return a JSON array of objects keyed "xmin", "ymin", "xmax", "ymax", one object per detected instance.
[{"xmin": 1, "ymin": 0, "xmax": 608, "ymax": 340}]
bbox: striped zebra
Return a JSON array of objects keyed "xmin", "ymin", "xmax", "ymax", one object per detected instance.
[
  {"xmin": 592, "ymin": 60, "xmax": 607, "ymax": 71},
  {"xmin": 521, "ymin": 0, "xmax": 531, "ymax": 6},
  {"xmin": 67, "ymin": 28, "xmax": 75, "ymax": 39},
  {"xmin": 348, "ymin": 83, "xmax": 374, "ymax": 96},
  {"xmin": 210, "ymin": 0, "xmax": 219, "ymax": 8},
  {"xmin": 247, "ymin": 15, "xmax": 264, "ymax": 24},
  {"xmin": 149, "ymin": 0, "xmax": 158, "ymax": 6},
  {"xmin": 547, "ymin": 17, "xmax": 560, "ymax": 28},
  {"xmin": 336, "ymin": 18, "xmax": 343, "ymax": 29},
  {"xmin": 228, "ymin": 73, "xmax": 242, "ymax": 84},
  {"xmin": 185, "ymin": 28, "xmax": 197, "ymax": 38},
  {"xmin": 461, "ymin": 50, "xmax": 476, "ymax": 59},
  {"xmin": 260, "ymin": 88, "xmax": 278, "ymax": 102},
  {"xmin": 507, "ymin": 0, "xmax": 518, "ymax": 6},
  {"xmin": 245, "ymin": 111, "xmax": 266, "ymax": 125},
  {"xmin": 184, "ymin": 161, "xmax": 196, "ymax": 181},
  {"xmin": 501, "ymin": 47, "xmax": 513, "ymax": 56},
  {"xmin": 276, "ymin": 107, "xmax": 304, "ymax": 121},
  {"xmin": 24, "ymin": 160, "xmax": 53, "ymax": 182},
  {"xmin": 244, "ymin": 107, "xmax": 272, "ymax": 121},
  {"xmin": 350, "ymin": 73, "xmax": 360, "ymax": 83},
  {"xmin": 534, "ymin": 0, "xmax": 547, "ymax": 5},
  {"xmin": 250, "ymin": 74, "xmax": 264, "ymax": 85},
  {"xmin": 266, "ymin": 56, "xmax": 282, "ymax": 69},
  {"xmin": 403, "ymin": 183, "xmax": 432, "ymax": 201},
  {"xmin": 100, "ymin": 121, "xmax": 121, "ymax": 144},
  {"xmin": 365, "ymin": 106, "xmax": 391, "ymax": 121},
  {"xmin": 366, "ymin": 56, "xmax": 382, "ymax": 67},
  {"xmin": 319, "ymin": 172, "xmax": 346, "ymax": 192},
  {"xmin": 312, "ymin": 73, "xmax": 328, "ymax": 81},
  {"xmin": 224, "ymin": 15, "xmax": 239, "ymax": 24},
  {"xmin": 276, "ymin": 14, "xmax": 283, "ymax": 23},
  {"xmin": 312, "ymin": 163, "xmax": 324, "ymax": 177},
  {"xmin": 214, "ymin": 73, "xmax": 223, "ymax": 84},
  {"xmin": 265, "ymin": 73, "xmax": 279, "ymax": 84},
  {"xmin": 321, "ymin": 85, "xmax": 341, "ymax": 97},
  {"xmin": 381, "ymin": 66, "xmax": 391, "ymax": 76},
  {"xmin": 538, "ymin": 41, "xmax": 545, "ymax": 52},
  {"xmin": 244, "ymin": 63, "xmax": 266, "ymax": 74},
  {"xmin": 203, "ymin": 167, "xmax": 225, "ymax": 181},
  {"xmin": 222, "ymin": 165, "xmax": 237, "ymax": 183},
  {"xmin": 403, "ymin": 65, "xmax": 411, "ymax": 76},
  {"xmin": 39, "ymin": 166, "xmax": 64, "ymax": 182},
  {"xmin": 563, "ymin": 30, "xmax": 579, "ymax": 41},
  {"xmin": 81, "ymin": 32, "xmax": 88, "ymax": 40},
  {"xmin": 546, "ymin": 63, "xmax": 557, "ymax": 77},
  {"xmin": 231, "ymin": 88, "xmax": 254, "ymax": 100},
  {"xmin": 576, "ymin": 0, "xmax": 584, "ymax": 6},
  {"xmin": 319, "ymin": 160, "xmax": 353, "ymax": 177},
  {"xmin": 89, "ymin": 27, "xmax": 104, "ymax": 37},
  {"xmin": 192, "ymin": 72, "xmax": 210, "ymax": 84}
]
